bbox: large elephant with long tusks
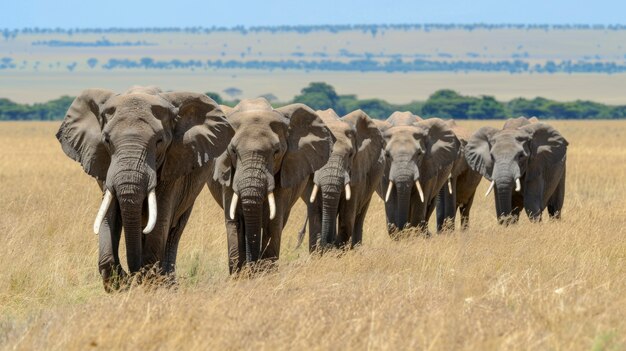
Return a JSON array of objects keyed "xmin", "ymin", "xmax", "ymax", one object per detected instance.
[
  {"xmin": 375, "ymin": 112, "xmax": 461, "ymax": 236},
  {"xmin": 296, "ymin": 109, "xmax": 385, "ymax": 251},
  {"xmin": 207, "ymin": 99, "xmax": 333, "ymax": 273},
  {"xmin": 56, "ymin": 86, "xmax": 233, "ymax": 291},
  {"xmin": 465, "ymin": 117, "xmax": 568, "ymax": 224}
]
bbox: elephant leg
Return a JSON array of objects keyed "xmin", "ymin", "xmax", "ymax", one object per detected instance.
[
  {"xmin": 337, "ymin": 202, "xmax": 355, "ymax": 249},
  {"xmin": 523, "ymin": 179, "xmax": 543, "ymax": 222},
  {"xmin": 162, "ymin": 207, "xmax": 193, "ymax": 279},
  {"xmin": 459, "ymin": 193, "xmax": 475, "ymax": 231},
  {"xmin": 262, "ymin": 211, "xmax": 286, "ymax": 263},
  {"xmin": 436, "ymin": 186, "xmax": 446, "ymax": 232},
  {"xmin": 98, "ymin": 201, "xmax": 126, "ymax": 292},
  {"xmin": 436, "ymin": 180, "xmax": 456, "ymax": 233},
  {"xmin": 352, "ymin": 198, "xmax": 372, "ymax": 248},
  {"xmin": 419, "ymin": 196, "xmax": 437, "ymax": 237},
  {"xmin": 307, "ymin": 197, "xmax": 323, "ymax": 253},
  {"xmin": 548, "ymin": 168, "xmax": 566, "ymax": 220},
  {"xmin": 511, "ymin": 191, "xmax": 525, "ymax": 223}
]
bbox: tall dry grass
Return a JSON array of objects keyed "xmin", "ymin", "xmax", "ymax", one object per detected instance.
[{"xmin": 0, "ymin": 120, "xmax": 624, "ymax": 350}]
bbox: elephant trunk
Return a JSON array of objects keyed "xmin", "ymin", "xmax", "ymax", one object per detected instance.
[
  {"xmin": 108, "ymin": 146, "xmax": 157, "ymax": 273},
  {"xmin": 313, "ymin": 155, "xmax": 348, "ymax": 248},
  {"xmin": 320, "ymin": 186, "xmax": 341, "ymax": 248},
  {"xmin": 394, "ymin": 180, "xmax": 413, "ymax": 230},
  {"xmin": 493, "ymin": 161, "xmax": 519, "ymax": 225},
  {"xmin": 235, "ymin": 152, "xmax": 273, "ymax": 263}
]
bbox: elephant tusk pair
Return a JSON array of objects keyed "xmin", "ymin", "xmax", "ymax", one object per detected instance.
[
  {"xmin": 93, "ymin": 189, "xmax": 157, "ymax": 235},
  {"xmin": 309, "ymin": 183, "xmax": 351, "ymax": 203},
  {"xmin": 384, "ymin": 181, "xmax": 424, "ymax": 203},
  {"xmin": 229, "ymin": 192, "xmax": 276, "ymax": 220},
  {"xmin": 484, "ymin": 178, "xmax": 522, "ymax": 197}
]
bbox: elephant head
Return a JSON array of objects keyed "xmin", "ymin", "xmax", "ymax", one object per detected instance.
[
  {"xmin": 309, "ymin": 109, "xmax": 384, "ymax": 247},
  {"xmin": 465, "ymin": 122, "xmax": 568, "ymax": 224},
  {"xmin": 214, "ymin": 99, "xmax": 333, "ymax": 262},
  {"xmin": 56, "ymin": 86, "xmax": 233, "ymax": 273},
  {"xmin": 381, "ymin": 114, "xmax": 460, "ymax": 230}
]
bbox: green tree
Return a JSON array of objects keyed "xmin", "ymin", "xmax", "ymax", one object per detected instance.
[
  {"xmin": 293, "ymin": 82, "xmax": 339, "ymax": 110},
  {"xmin": 204, "ymin": 92, "xmax": 223, "ymax": 105}
]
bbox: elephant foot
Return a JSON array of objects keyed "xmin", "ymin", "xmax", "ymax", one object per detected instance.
[{"xmin": 100, "ymin": 265, "xmax": 128, "ymax": 293}]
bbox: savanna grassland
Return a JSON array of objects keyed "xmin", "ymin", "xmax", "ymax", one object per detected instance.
[{"xmin": 0, "ymin": 120, "xmax": 625, "ymax": 350}]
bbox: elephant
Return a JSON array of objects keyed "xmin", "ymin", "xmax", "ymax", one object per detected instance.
[
  {"xmin": 56, "ymin": 86, "xmax": 233, "ymax": 290},
  {"xmin": 436, "ymin": 120, "xmax": 483, "ymax": 232},
  {"xmin": 465, "ymin": 117, "xmax": 568, "ymax": 224},
  {"xmin": 375, "ymin": 112, "xmax": 461, "ymax": 236},
  {"xmin": 207, "ymin": 98, "xmax": 333, "ymax": 273},
  {"xmin": 296, "ymin": 109, "xmax": 385, "ymax": 251}
]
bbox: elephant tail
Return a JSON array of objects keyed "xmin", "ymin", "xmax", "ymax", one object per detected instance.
[{"xmin": 295, "ymin": 215, "xmax": 309, "ymax": 249}]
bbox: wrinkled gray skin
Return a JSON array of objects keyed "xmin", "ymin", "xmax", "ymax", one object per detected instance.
[
  {"xmin": 465, "ymin": 117, "xmax": 568, "ymax": 224},
  {"xmin": 57, "ymin": 86, "xmax": 233, "ymax": 291},
  {"xmin": 207, "ymin": 99, "xmax": 333, "ymax": 273},
  {"xmin": 436, "ymin": 120, "xmax": 482, "ymax": 231},
  {"xmin": 297, "ymin": 109, "xmax": 385, "ymax": 251},
  {"xmin": 375, "ymin": 112, "xmax": 461, "ymax": 236}
]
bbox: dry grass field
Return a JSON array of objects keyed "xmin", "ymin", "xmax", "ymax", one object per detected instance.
[{"xmin": 0, "ymin": 120, "xmax": 625, "ymax": 350}]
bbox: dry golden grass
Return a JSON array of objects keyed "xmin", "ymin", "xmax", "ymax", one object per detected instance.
[{"xmin": 0, "ymin": 120, "xmax": 625, "ymax": 350}]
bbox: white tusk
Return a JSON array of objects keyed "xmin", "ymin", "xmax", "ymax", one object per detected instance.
[
  {"xmin": 415, "ymin": 180, "xmax": 425, "ymax": 203},
  {"xmin": 143, "ymin": 190, "xmax": 157, "ymax": 234},
  {"xmin": 447, "ymin": 177, "xmax": 453, "ymax": 194},
  {"xmin": 485, "ymin": 180, "xmax": 495, "ymax": 197},
  {"xmin": 229, "ymin": 192, "xmax": 238, "ymax": 220},
  {"xmin": 385, "ymin": 181, "xmax": 393, "ymax": 203},
  {"xmin": 515, "ymin": 178, "xmax": 522, "ymax": 192},
  {"xmin": 268, "ymin": 192, "xmax": 276, "ymax": 220},
  {"xmin": 309, "ymin": 184, "xmax": 319, "ymax": 203},
  {"xmin": 93, "ymin": 189, "xmax": 114, "ymax": 235},
  {"xmin": 345, "ymin": 183, "xmax": 351, "ymax": 201}
]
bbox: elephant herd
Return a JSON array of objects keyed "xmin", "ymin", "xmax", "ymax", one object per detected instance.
[{"xmin": 56, "ymin": 86, "xmax": 568, "ymax": 291}]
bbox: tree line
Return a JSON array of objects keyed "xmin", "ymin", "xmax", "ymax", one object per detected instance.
[
  {"xmin": 1, "ymin": 83, "xmax": 625, "ymax": 121},
  {"xmin": 2, "ymin": 56, "xmax": 617, "ymax": 74},
  {"xmin": 5, "ymin": 23, "xmax": 626, "ymax": 39}
]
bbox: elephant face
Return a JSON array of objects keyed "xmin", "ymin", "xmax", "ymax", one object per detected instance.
[
  {"xmin": 309, "ymin": 109, "xmax": 384, "ymax": 246},
  {"xmin": 56, "ymin": 86, "xmax": 233, "ymax": 272},
  {"xmin": 465, "ymin": 122, "xmax": 568, "ymax": 222},
  {"xmin": 214, "ymin": 99, "xmax": 333, "ymax": 262},
  {"xmin": 381, "ymin": 116, "xmax": 460, "ymax": 229}
]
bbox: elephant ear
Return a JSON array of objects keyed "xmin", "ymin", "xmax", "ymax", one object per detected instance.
[
  {"xmin": 56, "ymin": 89, "xmax": 115, "ymax": 181},
  {"xmin": 213, "ymin": 150, "xmax": 233, "ymax": 186},
  {"xmin": 419, "ymin": 118, "xmax": 461, "ymax": 180},
  {"xmin": 276, "ymin": 103, "xmax": 333, "ymax": 188},
  {"xmin": 342, "ymin": 110, "xmax": 384, "ymax": 184},
  {"xmin": 523, "ymin": 122, "xmax": 568, "ymax": 168},
  {"xmin": 465, "ymin": 126, "xmax": 499, "ymax": 180},
  {"xmin": 160, "ymin": 92, "xmax": 234, "ymax": 181}
]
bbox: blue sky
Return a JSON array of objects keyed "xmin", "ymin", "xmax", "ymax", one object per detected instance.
[{"xmin": 2, "ymin": 0, "xmax": 624, "ymax": 28}]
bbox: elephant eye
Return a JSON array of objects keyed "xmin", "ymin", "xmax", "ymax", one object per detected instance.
[{"xmin": 102, "ymin": 134, "xmax": 110, "ymax": 145}]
